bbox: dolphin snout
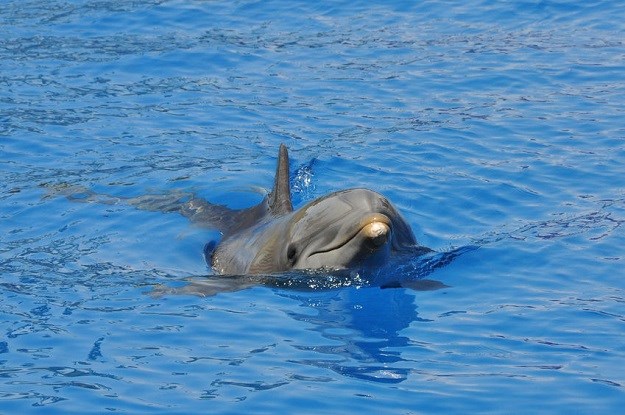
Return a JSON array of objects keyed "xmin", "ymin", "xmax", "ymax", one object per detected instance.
[
  {"xmin": 362, "ymin": 221, "xmax": 390, "ymax": 247},
  {"xmin": 359, "ymin": 214, "xmax": 391, "ymax": 247}
]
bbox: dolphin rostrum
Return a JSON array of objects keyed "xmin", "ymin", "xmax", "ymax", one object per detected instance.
[{"xmin": 177, "ymin": 144, "xmax": 429, "ymax": 275}]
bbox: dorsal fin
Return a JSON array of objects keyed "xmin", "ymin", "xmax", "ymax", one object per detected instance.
[{"xmin": 268, "ymin": 143, "xmax": 293, "ymax": 215}]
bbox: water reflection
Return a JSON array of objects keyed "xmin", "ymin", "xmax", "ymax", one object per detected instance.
[{"xmin": 281, "ymin": 287, "xmax": 429, "ymax": 383}]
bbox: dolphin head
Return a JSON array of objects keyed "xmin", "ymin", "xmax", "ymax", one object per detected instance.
[
  {"xmin": 210, "ymin": 145, "xmax": 426, "ymax": 276},
  {"xmin": 281, "ymin": 188, "xmax": 418, "ymax": 272}
]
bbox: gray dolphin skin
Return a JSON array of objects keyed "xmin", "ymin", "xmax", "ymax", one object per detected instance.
[{"xmin": 182, "ymin": 144, "xmax": 427, "ymax": 275}]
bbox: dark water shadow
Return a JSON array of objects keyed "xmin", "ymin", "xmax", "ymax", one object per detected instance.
[{"xmin": 279, "ymin": 287, "xmax": 428, "ymax": 384}]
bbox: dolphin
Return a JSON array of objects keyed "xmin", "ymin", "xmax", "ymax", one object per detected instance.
[
  {"xmin": 176, "ymin": 144, "xmax": 430, "ymax": 275},
  {"xmin": 51, "ymin": 144, "xmax": 434, "ymax": 282}
]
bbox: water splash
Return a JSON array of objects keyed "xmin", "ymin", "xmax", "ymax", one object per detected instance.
[{"xmin": 290, "ymin": 158, "xmax": 317, "ymax": 204}]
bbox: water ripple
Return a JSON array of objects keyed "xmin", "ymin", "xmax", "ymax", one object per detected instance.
[{"xmin": 2, "ymin": 0, "xmax": 625, "ymax": 413}]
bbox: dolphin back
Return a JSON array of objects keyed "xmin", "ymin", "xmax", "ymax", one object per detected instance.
[{"xmin": 179, "ymin": 144, "xmax": 295, "ymax": 236}]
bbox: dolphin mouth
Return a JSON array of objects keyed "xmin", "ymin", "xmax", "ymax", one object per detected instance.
[{"xmin": 308, "ymin": 214, "xmax": 392, "ymax": 258}]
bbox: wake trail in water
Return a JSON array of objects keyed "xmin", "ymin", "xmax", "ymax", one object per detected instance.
[{"xmin": 473, "ymin": 197, "xmax": 624, "ymax": 247}]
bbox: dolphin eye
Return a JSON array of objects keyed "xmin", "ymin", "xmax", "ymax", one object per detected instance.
[{"xmin": 287, "ymin": 244, "xmax": 297, "ymax": 263}]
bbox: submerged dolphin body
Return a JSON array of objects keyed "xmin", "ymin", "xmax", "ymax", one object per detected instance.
[{"xmin": 180, "ymin": 144, "xmax": 429, "ymax": 275}]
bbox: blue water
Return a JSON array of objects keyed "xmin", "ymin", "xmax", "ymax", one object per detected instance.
[{"xmin": 2, "ymin": 0, "xmax": 625, "ymax": 413}]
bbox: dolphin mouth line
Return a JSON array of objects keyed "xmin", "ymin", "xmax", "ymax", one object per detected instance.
[{"xmin": 308, "ymin": 214, "xmax": 391, "ymax": 258}]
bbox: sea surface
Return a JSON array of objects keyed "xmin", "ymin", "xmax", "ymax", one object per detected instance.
[{"xmin": 2, "ymin": 0, "xmax": 625, "ymax": 413}]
